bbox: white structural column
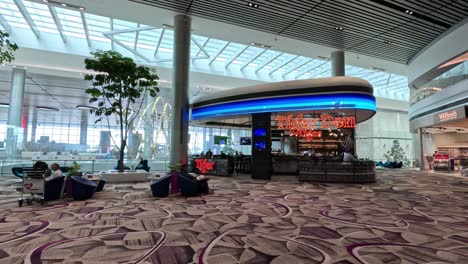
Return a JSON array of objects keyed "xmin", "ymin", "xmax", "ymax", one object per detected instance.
[
  {"xmin": 331, "ymin": 50, "xmax": 345, "ymax": 76},
  {"xmin": 143, "ymin": 90, "xmax": 155, "ymax": 160},
  {"xmin": 30, "ymin": 110, "xmax": 37, "ymax": 142},
  {"xmin": 6, "ymin": 68, "xmax": 26, "ymax": 159},
  {"xmin": 79, "ymin": 110, "xmax": 88, "ymax": 145},
  {"xmin": 170, "ymin": 14, "xmax": 191, "ymax": 166}
]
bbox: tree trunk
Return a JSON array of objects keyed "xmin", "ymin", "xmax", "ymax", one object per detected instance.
[{"xmin": 119, "ymin": 138, "xmax": 126, "ymax": 172}]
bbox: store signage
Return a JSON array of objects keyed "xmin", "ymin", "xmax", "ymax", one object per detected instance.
[
  {"xmin": 275, "ymin": 114, "xmax": 355, "ymax": 140},
  {"xmin": 195, "ymin": 159, "xmax": 215, "ymax": 174},
  {"xmin": 434, "ymin": 106, "xmax": 466, "ymax": 124},
  {"xmin": 438, "ymin": 110, "xmax": 457, "ymax": 122},
  {"xmin": 434, "ymin": 154, "xmax": 449, "ymax": 160}
]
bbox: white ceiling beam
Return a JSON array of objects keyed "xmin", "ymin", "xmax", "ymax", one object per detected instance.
[
  {"xmin": 255, "ymin": 52, "xmax": 283, "ymax": 73},
  {"xmin": 13, "ymin": 0, "xmax": 40, "ymax": 38},
  {"xmin": 240, "ymin": 49, "xmax": 268, "ymax": 71},
  {"xmin": 0, "ymin": 14, "xmax": 11, "ymax": 33},
  {"xmin": 48, "ymin": 6, "xmax": 66, "ymax": 43},
  {"xmin": 110, "ymin": 18, "xmax": 115, "ymax": 51},
  {"xmin": 225, "ymin": 45, "xmax": 249, "ymax": 68},
  {"xmin": 208, "ymin": 41, "xmax": 230, "ymax": 66},
  {"xmin": 282, "ymin": 58, "xmax": 313, "ymax": 77},
  {"xmin": 134, "ymin": 23, "xmax": 140, "ymax": 50},
  {"xmin": 80, "ymin": 12, "xmax": 91, "ymax": 48},
  {"xmin": 105, "ymin": 34, "xmax": 153, "ymax": 63},
  {"xmin": 192, "ymin": 38, "xmax": 211, "ymax": 62},
  {"xmin": 295, "ymin": 61, "xmax": 328, "ymax": 79},
  {"xmin": 153, "ymin": 28, "xmax": 165, "ymax": 57},
  {"xmin": 269, "ymin": 55, "xmax": 298, "ymax": 75}
]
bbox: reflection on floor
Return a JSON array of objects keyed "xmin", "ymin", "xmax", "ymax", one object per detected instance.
[{"xmin": 1, "ymin": 169, "xmax": 468, "ymax": 263}]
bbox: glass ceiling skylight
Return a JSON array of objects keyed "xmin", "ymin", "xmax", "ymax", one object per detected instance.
[{"xmin": 0, "ymin": 0, "xmax": 409, "ymax": 101}]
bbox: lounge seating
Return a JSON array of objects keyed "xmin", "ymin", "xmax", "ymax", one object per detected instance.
[
  {"xmin": 95, "ymin": 179, "xmax": 106, "ymax": 192},
  {"xmin": 70, "ymin": 176, "xmax": 97, "ymax": 201},
  {"xmin": 376, "ymin": 161, "xmax": 403, "ymax": 168},
  {"xmin": 12, "ymin": 167, "xmax": 26, "ymax": 178},
  {"xmin": 150, "ymin": 175, "xmax": 171, "ymax": 197},
  {"xmin": 135, "ymin": 159, "xmax": 151, "ymax": 172},
  {"xmin": 179, "ymin": 174, "xmax": 200, "ymax": 197},
  {"xmin": 44, "ymin": 176, "xmax": 65, "ymax": 201}
]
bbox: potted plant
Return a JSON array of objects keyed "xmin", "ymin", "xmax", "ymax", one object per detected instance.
[
  {"xmin": 0, "ymin": 30, "xmax": 18, "ymax": 64},
  {"xmin": 84, "ymin": 50, "xmax": 159, "ymax": 172},
  {"xmin": 67, "ymin": 161, "xmax": 82, "ymax": 176}
]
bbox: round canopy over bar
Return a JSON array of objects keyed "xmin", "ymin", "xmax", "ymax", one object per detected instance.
[{"xmin": 191, "ymin": 77, "xmax": 376, "ymax": 123}]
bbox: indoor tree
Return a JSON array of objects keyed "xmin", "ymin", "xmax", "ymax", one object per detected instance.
[
  {"xmin": 84, "ymin": 50, "xmax": 159, "ymax": 172},
  {"xmin": 0, "ymin": 30, "xmax": 18, "ymax": 64}
]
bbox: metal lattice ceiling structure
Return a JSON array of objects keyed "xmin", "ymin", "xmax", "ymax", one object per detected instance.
[
  {"xmin": 130, "ymin": 0, "xmax": 468, "ymax": 64},
  {"xmin": 0, "ymin": 0, "xmax": 411, "ymax": 100}
]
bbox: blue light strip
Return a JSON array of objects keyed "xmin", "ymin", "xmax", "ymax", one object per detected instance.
[{"xmin": 191, "ymin": 93, "xmax": 376, "ymax": 120}]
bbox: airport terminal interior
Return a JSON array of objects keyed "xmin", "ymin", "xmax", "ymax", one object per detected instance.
[{"xmin": 0, "ymin": 0, "xmax": 467, "ymax": 263}]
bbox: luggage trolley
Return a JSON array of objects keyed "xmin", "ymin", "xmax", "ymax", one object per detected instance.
[{"xmin": 19, "ymin": 168, "xmax": 47, "ymax": 207}]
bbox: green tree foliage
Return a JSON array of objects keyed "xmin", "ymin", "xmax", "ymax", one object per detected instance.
[
  {"xmin": 222, "ymin": 129, "xmax": 236, "ymax": 155},
  {"xmin": 84, "ymin": 50, "xmax": 159, "ymax": 172},
  {"xmin": 0, "ymin": 30, "xmax": 18, "ymax": 64}
]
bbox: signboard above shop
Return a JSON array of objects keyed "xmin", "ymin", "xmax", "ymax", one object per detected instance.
[{"xmin": 434, "ymin": 106, "xmax": 467, "ymax": 124}]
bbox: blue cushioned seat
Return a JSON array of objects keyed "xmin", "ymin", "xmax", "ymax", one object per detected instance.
[
  {"xmin": 12, "ymin": 167, "xmax": 27, "ymax": 179},
  {"xmin": 44, "ymin": 176, "xmax": 65, "ymax": 201},
  {"xmin": 179, "ymin": 174, "xmax": 200, "ymax": 197},
  {"xmin": 71, "ymin": 176, "xmax": 97, "ymax": 201},
  {"xmin": 150, "ymin": 175, "xmax": 171, "ymax": 197}
]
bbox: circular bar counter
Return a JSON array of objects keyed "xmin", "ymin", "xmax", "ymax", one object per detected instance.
[{"xmin": 273, "ymin": 156, "xmax": 376, "ymax": 183}]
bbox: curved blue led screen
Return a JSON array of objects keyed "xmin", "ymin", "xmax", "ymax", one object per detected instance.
[{"xmin": 191, "ymin": 93, "xmax": 376, "ymax": 120}]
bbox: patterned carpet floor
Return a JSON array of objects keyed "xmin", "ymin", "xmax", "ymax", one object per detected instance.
[{"xmin": 1, "ymin": 169, "xmax": 468, "ymax": 263}]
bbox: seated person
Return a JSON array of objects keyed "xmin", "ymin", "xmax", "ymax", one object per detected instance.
[
  {"xmin": 47, "ymin": 163, "xmax": 64, "ymax": 181},
  {"xmin": 343, "ymin": 151, "xmax": 357, "ymax": 162}
]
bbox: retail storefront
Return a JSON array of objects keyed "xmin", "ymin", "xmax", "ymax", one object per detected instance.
[{"xmin": 189, "ymin": 77, "xmax": 377, "ymax": 183}]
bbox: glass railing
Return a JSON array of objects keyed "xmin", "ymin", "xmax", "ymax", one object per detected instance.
[{"xmin": 410, "ymin": 61, "xmax": 468, "ymax": 105}]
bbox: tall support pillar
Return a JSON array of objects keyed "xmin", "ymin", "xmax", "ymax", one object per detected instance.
[
  {"xmin": 170, "ymin": 14, "xmax": 191, "ymax": 166},
  {"xmin": 31, "ymin": 110, "xmax": 37, "ymax": 143},
  {"xmin": 79, "ymin": 110, "xmax": 88, "ymax": 145},
  {"xmin": 6, "ymin": 68, "xmax": 26, "ymax": 159},
  {"xmin": 143, "ymin": 90, "xmax": 155, "ymax": 160},
  {"xmin": 331, "ymin": 50, "xmax": 345, "ymax": 77},
  {"xmin": 251, "ymin": 113, "xmax": 272, "ymax": 180}
]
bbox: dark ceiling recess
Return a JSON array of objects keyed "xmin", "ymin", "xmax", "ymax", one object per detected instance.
[{"xmin": 129, "ymin": 0, "xmax": 468, "ymax": 64}]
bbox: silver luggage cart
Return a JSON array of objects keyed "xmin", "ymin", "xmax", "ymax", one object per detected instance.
[{"xmin": 19, "ymin": 168, "xmax": 46, "ymax": 207}]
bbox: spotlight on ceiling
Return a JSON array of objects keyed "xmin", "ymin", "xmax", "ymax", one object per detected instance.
[
  {"xmin": 36, "ymin": 106, "xmax": 59, "ymax": 111},
  {"xmin": 247, "ymin": 2, "xmax": 259, "ymax": 8},
  {"xmin": 405, "ymin": 10, "xmax": 413, "ymax": 15},
  {"xmin": 383, "ymin": 40, "xmax": 392, "ymax": 44},
  {"xmin": 335, "ymin": 26, "xmax": 344, "ymax": 31}
]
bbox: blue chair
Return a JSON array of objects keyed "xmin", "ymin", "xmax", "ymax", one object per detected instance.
[
  {"xmin": 12, "ymin": 167, "xmax": 27, "ymax": 178},
  {"xmin": 71, "ymin": 176, "xmax": 97, "ymax": 201},
  {"xmin": 44, "ymin": 176, "xmax": 65, "ymax": 201},
  {"xmin": 179, "ymin": 174, "xmax": 200, "ymax": 197},
  {"xmin": 96, "ymin": 179, "xmax": 106, "ymax": 192},
  {"xmin": 150, "ymin": 175, "xmax": 171, "ymax": 197}
]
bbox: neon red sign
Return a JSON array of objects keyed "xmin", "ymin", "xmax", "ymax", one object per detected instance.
[
  {"xmin": 195, "ymin": 159, "xmax": 215, "ymax": 174},
  {"xmin": 276, "ymin": 114, "xmax": 355, "ymax": 140}
]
